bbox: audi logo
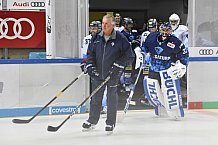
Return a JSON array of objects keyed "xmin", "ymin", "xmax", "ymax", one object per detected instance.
[
  {"xmin": 0, "ymin": 18, "xmax": 35, "ymax": 40},
  {"xmin": 31, "ymin": 2, "xmax": 45, "ymax": 7},
  {"xmin": 199, "ymin": 49, "xmax": 214, "ymax": 55}
]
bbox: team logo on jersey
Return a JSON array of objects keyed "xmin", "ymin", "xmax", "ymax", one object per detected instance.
[
  {"xmin": 155, "ymin": 47, "xmax": 163, "ymax": 54},
  {"xmin": 111, "ymin": 42, "xmax": 115, "ymax": 46},
  {"xmin": 167, "ymin": 42, "xmax": 175, "ymax": 48}
]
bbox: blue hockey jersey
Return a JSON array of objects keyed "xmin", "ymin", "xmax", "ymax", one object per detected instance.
[{"xmin": 142, "ymin": 32, "xmax": 189, "ymax": 72}]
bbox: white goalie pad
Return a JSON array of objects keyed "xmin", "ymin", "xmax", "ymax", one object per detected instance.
[
  {"xmin": 143, "ymin": 76, "xmax": 165, "ymax": 107},
  {"xmin": 159, "ymin": 70, "xmax": 184, "ymax": 118},
  {"xmin": 134, "ymin": 47, "xmax": 145, "ymax": 69}
]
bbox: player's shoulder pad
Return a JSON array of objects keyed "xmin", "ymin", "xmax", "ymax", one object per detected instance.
[{"xmin": 179, "ymin": 25, "xmax": 188, "ymax": 31}]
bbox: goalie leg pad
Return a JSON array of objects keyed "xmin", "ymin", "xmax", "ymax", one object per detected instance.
[
  {"xmin": 160, "ymin": 70, "xmax": 184, "ymax": 118},
  {"xmin": 143, "ymin": 76, "xmax": 165, "ymax": 107}
]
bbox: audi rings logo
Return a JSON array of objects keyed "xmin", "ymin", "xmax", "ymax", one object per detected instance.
[
  {"xmin": 199, "ymin": 49, "xmax": 214, "ymax": 55},
  {"xmin": 31, "ymin": 2, "xmax": 45, "ymax": 7},
  {"xmin": 0, "ymin": 18, "xmax": 35, "ymax": 40}
]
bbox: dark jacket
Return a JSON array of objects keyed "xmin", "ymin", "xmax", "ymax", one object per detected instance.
[{"xmin": 87, "ymin": 29, "xmax": 135, "ymax": 79}]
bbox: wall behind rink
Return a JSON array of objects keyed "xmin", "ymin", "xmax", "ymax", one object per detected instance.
[{"xmin": 0, "ymin": 59, "xmax": 90, "ymax": 117}]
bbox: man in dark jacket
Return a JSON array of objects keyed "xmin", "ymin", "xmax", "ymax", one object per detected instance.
[{"xmin": 82, "ymin": 14, "xmax": 135, "ymax": 133}]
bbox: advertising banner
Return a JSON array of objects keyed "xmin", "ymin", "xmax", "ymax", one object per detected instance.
[
  {"xmin": 0, "ymin": 11, "xmax": 46, "ymax": 48},
  {"xmin": 189, "ymin": 47, "xmax": 218, "ymax": 57},
  {"xmin": 6, "ymin": 0, "xmax": 46, "ymax": 10}
]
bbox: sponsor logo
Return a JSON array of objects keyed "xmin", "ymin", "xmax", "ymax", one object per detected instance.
[
  {"xmin": 167, "ymin": 42, "xmax": 175, "ymax": 48},
  {"xmin": 154, "ymin": 55, "xmax": 170, "ymax": 60},
  {"xmin": 49, "ymin": 106, "xmax": 80, "ymax": 115},
  {"xmin": 12, "ymin": 2, "xmax": 45, "ymax": 8},
  {"xmin": 147, "ymin": 82, "xmax": 162, "ymax": 106},
  {"xmin": 199, "ymin": 49, "xmax": 213, "ymax": 55},
  {"xmin": 162, "ymin": 71, "xmax": 178, "ymax": 109},
  {"xmin": 0, "ymin": 18, "xmax": 35, "ymax": 40},
  {"xmin": 155, "ymin": 46, "xmax": 163, "ymax": 54},
  {"xmin": 47, "ymin": 15, "xmax": 51, "ymax": 33},
  {"xmin": 31, "ymin": 2, "xmax": 45, "ymax": 7}
]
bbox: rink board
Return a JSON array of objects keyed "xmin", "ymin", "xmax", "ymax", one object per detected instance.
[
  {"xmin": 0, "ymin": 59, "xmax": 89, "ymax": 117},
  {"xmin": 188, "ymin": 47, "xmax": 218, "ymax": 109}
]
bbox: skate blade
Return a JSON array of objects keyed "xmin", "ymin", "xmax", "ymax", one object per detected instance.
[
  {"xmin": 106, "ymin": 131, "xmax": 113, "ymax": 135},
  {"xmin": 82, "ymin": 126, "xmax": 95, "ymax": 132}
]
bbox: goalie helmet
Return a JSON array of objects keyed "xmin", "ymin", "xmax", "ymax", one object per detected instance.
[
  {"xmin": 159, "ymin": 22, "xmax": 172, "ymax": 37},
  {"xmin": 169, "ymin": 13, "xmax": 180, "ymax": 30}
]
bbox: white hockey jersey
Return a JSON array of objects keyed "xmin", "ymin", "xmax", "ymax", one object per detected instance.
[
  {"xmin": 114, "ymin": 26, "xmax": 124, "ymax": 32},
  {"xmin": 140, "ymin": 31, "xmax": 150, "ymax": 46},
  {"xmin": 172, "ymin": 25, "xmax": 188, "ymax": 48},
  {"xmin": 81, "ymin": 34, "xmax": 92, "ymax": 58}
]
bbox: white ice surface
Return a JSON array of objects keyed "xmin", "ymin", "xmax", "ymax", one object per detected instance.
[{"xmin": 1, "ymin": 109, "xmax": 218, "ymax": 145}]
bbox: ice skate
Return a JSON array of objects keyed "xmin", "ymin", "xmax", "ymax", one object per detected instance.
[
  {"xmin": 105, "ymin": 125, "xmax": 114, "ymax": 135},
  {"xmin": 82, "ymin": 121, "xmax": 95, "ymax": 132}
]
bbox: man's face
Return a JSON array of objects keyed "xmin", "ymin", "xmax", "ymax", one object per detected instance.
[
  {"xmin": 102, "ymin": 17, "xmax": 114, "ymax": 36},
  {"xmin": 125, "ymin": 24, "xmax": 133, "ymax": 32},
  {"xmin": 160, "ymin": 28, "xmax": 171, "ymax": 39},
  {"xmin": 89, "ymin": 26, "xmax": 98, "ymax": 35},
  {"xmin": 115, "ymin": 16, "xmax": 120, "ymax": 25}
]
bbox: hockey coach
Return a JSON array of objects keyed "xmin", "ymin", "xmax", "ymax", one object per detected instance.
[{"xmin": 82, "ymin": 14, "xmax": 135, "ymax": 133}]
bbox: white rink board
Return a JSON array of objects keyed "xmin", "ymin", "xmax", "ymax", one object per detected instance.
[
  {"xmin": 188, "ymin": 47, "xmax": 218, "ymax": 104},
  {"xmin": 0, "ymin": 62, "xmax": 89, "ymax": 117},
  {"xmin": 188, "ymin": 61, "xmax": 218, "ymax": 102}
]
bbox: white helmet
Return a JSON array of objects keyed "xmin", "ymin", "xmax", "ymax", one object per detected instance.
[{"xmin": 169, "ymin": 13, "xmax": 180, "ymax": 30}]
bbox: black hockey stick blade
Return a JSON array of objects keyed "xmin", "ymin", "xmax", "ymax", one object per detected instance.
[
  {"xmin": 47, "ymin": 76, "xmax": 111, "ymax": 132},
  {"xmin": 12, "ymin": 118, "xmax": 32, "ymax": 124},
  {"xmin": 47, "ymin": 116, "xmax": 70, "ymax": 132}
]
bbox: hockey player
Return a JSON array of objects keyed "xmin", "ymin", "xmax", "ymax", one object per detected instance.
[
  {"xmin": 140, "ymin": 18, "xmax": 158, "ymax": 46},
  {"xmin": 119, "ymin": 17, "xmax": 139, "ymax": 91},
  {"xmin": 137, "ymin": 18, "xmax": 158, "ymax": 105},
  {"xmin": 169, "ymin": 13, "xmax": 188, "ymax": 49},
  {"xmin": 121, "ymin": 17, "xmax": 138, "ymax": 43},
  {"xmin": 80, "ymin": 21, "xmax": 107, "ymax": 115},
  {"xmin": 82, "ymin": 14, "xmax": 134, "ymax": 133},
  {"xmin": 169, "ymin": 13, "xmax": 189, "ymax": 101},
  {"xmin": 81, "ymin": 21, "xmax": 99, "ymax": 60},
  {"xmin": 141, "ymin": 22, "xmax": 189, "ymax": 119},
  {"xmin": 114, "ymin": 13, "xmax": 124, "ymax": 32}
]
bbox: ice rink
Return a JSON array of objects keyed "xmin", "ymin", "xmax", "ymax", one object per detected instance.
[{"xmin": 1, "ymin": 109, "xmax": 218, "ymax": 145}]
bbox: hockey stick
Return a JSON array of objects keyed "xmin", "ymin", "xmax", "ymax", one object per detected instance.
[
  {"xmin": 118, "ymin": 65, "xmax": 144, "ymax": 122},
  {"xmin": 124, "ymin": 65, "xmax": 143, "ymax": 113},
  {"xmin": 47, "ymin": 75, "xmax": 110, "ymax": 132},
  {"xmin": 12, "ymin": 72, "xmax": 84, "ymax": 124}
]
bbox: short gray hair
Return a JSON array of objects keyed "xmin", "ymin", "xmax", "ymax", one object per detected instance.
[{"xmin": 103, "ymin": 14, "xmax": 115, "ymax": 23}]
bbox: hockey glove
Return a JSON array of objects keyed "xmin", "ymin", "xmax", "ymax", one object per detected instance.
[
  {"xmin": 109, "ymin": 62, "xmax": 125, "ymax": 78},
  {"xmin": 167, "ymin": 60, "xmax": 186, "ymax": 80},
  {"xmin": 86, "ymin": 65, "xmax": 100, "ymax": 79}
]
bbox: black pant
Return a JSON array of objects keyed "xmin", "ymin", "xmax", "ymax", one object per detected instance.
[
  {"xmin": 148, "ymin": 69, "xmax": 161, "ymax": 85},
  {"xmin": 87, "ymin": 75, "xmax": 120, "ymax": 126}
]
